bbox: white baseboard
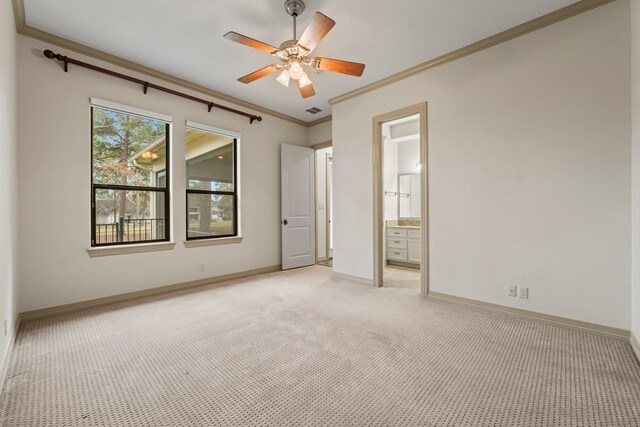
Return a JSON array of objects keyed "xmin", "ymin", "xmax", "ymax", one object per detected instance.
[
  {"xmin": 20, "ymin": 264, "xmax": 281, "ymax": 321},
  {"xmin": 428, "ymin": 291, "xmax": 629, "ymax": 342},
  {"xmin": 0, "ymin": 314, "xmax": 21, "ymax": 394},
  {"xmin": 631, "ymin": 332, "xmax": 640, "ymax": 362},
  {"xmin": 332, "ymin": 271, "xmax": 374, "ymax": 285}
]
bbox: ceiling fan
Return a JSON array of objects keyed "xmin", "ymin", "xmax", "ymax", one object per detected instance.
[{"xmin": 223, "ymin": 0, "xmax": 366, "ymax": 98}]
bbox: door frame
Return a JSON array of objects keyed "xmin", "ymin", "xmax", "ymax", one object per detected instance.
[
  {"xmin": 372, "ymin": 103, "xmax": 428, "ymax": 296},
  {"xmin": 311, "ymin": 140, "xmax": 332, "ymax": 263},
  {"xmin": 326, "ymin": 153, "xmax": 333, "ymax": 260}
]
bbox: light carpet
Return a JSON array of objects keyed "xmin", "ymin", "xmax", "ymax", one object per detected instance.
[
  {"xmin": 383, "ymin": 264, "xmax": 421, "ymax": 290},
  {"xmin": 1, "ymin": 266, "xmax": 639, "ymax": 426}
]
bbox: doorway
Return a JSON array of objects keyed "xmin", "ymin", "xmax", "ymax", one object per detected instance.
[
  {"xmin": 372, "ymin": 104, "xmax": 428, "ymax": 295},
  {"xmin": 312, "ymin": 141, "xmax": 333, "ymax": 268}
]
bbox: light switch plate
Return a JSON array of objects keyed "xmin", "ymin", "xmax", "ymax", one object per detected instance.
[{"xmin": 507, "ymin": 285, "xmax": 517, "ymax": 297}]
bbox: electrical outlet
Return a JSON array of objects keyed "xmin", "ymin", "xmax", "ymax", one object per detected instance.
[
  {"xmin": 199, "ymin": 264, "xmax": 205, "ymax": 273},
  {"xmin": 519, "ymin": 287, "xmax": 529, "ymax": 299},
  {"xmin": 3, "ymin": 319, "xmax": 7, "ymax": 336},
  {"xmin": 507, "ymin": 285, "xmax": 517, "ymax": 297}
]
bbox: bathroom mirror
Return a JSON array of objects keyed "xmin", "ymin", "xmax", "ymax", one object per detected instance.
[{"xmin": 398, "ymin": 173, "xmax": 420, "ymax": 219}]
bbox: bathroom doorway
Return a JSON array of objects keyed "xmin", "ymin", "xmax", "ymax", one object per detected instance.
[
  {"xmin": 312, "ymin": 141, "xmax": 333, "ymax": 268},
  {"xmin": 372, "ymin": 104, "xmax": 428, "ymax": 295}
]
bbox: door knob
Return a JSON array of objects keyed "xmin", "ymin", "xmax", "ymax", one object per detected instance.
[{"xmin": 283, "ymin": 219, "xmax": 288, "ymax": 225}]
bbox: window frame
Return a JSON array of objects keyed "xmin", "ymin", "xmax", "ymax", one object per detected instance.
[
  {"xmin": 185, "ymin": 122, "xmax": 240, "ymax": 241},
  {"xmin": 90, "ymin": 100, "xmax": 172, "ymax": 247}
]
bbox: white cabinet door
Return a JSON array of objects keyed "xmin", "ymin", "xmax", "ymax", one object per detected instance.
[{"xmin": 408, "ymin": 239, "xmax": 421, "ymax": 263}]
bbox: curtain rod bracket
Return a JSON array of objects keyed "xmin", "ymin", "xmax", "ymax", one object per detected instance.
[
  {"xmin": 143, "ymin": 82, "xmax": 149, "ymax": 94},
  {"xmin": 208, "ymin": 102, "xmax": 214, "ymax": 112}
]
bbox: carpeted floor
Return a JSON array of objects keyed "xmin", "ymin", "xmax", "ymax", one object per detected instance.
[
  {"xmin": 1, "ymin": 266, "xmax": 640, "ymax": 426},
  {"xmin": 384, "ymin": 264, "xmax": 420, "ymax": 290},
  {"xmin": 317, "ymin": 258, "xmax": 333, "ymax": 268}
]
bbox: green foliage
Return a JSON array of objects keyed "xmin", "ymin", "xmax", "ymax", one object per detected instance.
[
  {"xmin": 92, "ymin": 107, "xmax": 165, "ymax": 187},
  {"xmin": 92, "ymin": 107, "xmax": 167, "ymax": 223}
]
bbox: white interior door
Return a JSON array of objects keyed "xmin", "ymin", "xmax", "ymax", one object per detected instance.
[{"xmin": 281, "ymin": 143, "xmax": 315, "ymax": 270}]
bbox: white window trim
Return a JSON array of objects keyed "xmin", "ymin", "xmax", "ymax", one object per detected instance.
[
  {"xmin": 185, "ymin": 121, "xmax": 242, "ymax": 244},
  {"xmin": 183, "ymin": 236, "xmax": 243, "ymax": 248},
  {"xmin": 91, "ymin": 97, "xmax": 173, "ymax": 123},
  {"xmin": 87, "ymin": 242, "xmax": 176, "ymax": 257},
  {"xmin": 90, "ymin": 99, "xmax": 174, "ymax": 251},
  {"xmin": 186, "ymin": 120, "xmax": 240, "ymax": 139}
]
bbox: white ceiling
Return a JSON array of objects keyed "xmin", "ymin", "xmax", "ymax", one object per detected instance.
[{"xmin": 24, "ymin": 0, "xmax": 579, "ymax": 123}]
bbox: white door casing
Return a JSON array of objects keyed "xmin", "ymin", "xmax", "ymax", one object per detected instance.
[
  {"xmin": 281, "ymin": 143, "xmax": 316, "ymax": 270},
  {"xmin": 326, "ymin": 154, "xmax": 333, "ymax": 259}
]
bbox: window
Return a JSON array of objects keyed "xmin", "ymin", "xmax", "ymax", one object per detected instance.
[
  {"xmin": 185, "ymin": 124, "xmax": 238, "ymax": 240},
  {"xmin": 91, "ymin": 100, "xmax": 171, "ymax": 246}
]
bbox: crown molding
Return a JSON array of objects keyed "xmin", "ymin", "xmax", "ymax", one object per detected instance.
[
  {"xmin": 13, "ymin": 0, "xmax": 613, "ymax": 124},
  {"xmin": 329, "ymin": 0, "xmax": 615, "ymax": 106},
  {"xmin": 12, "ymin": 0, "xmax": 311, "ymax": 127},
  {"xmin": 307, "ymin": 115, "xmax": 332, "ymax": 127}
]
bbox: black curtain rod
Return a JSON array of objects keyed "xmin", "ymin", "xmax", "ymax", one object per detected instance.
[{"xmin": 43, "ymin": 49, "xmax": 262, "ymax": 124}]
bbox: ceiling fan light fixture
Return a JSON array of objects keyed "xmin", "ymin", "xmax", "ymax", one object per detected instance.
[
  {"xmin": 288, "ymin": 60, "xmax": 304, "ymax": 80},
  {"xmin": 224, "ymin": 2, "xmax": 365, "ymax": 98},
  {"xmin": 298, "ymin": 72, "xmax": 312, "ymax": 88},
  {"xmin": 277, "ymin": 69, "xmax": 291, "ymax": 87}
]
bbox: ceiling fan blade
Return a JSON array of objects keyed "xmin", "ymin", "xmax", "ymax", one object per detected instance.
[
  {"xmin": 297, "ymin": 80, "xmax": 316, "ymax": 98},
  {"xmin": 223, "ymin": 31, "xmax": 279, "ymax": 54},
  {"xmin": 238, "ymin": 65, "xmax": 278, "ymax": 83},
  {"xmin": 297, "ymin": 12, "xmax": 335, "ymax": 52},
  {"xmin": 316, "ymin": 57, "xmax": 365, "ymax": 77}
]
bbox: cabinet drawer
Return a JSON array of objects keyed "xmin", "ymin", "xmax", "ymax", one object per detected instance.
[
  {"xmin": 386, "ymin": 228, "xmax": 407, "ymax": 238},
  {"xmin": 387, "ymin": 248, "xmax": 407, "ymax": 261},
  {"xmin": 408, "ymin": 229, "xmax": 421, "ymax": 240},
  {"xmin": 387, "ymin": 238, "xmax": 407, "ymax": 249}
]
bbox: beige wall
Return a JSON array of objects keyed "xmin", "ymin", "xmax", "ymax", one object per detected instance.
[
  {"xmin": 17, "ymin": 35, "xmax": 308, "ymax": 312},
  {"xmin": 0, "ymin": 0, "xmax": 19, "ymax": 380},
  {"xmin": 332, "ymin": 1, "xmax": 631, "ymax": 328},
  {"xmin": 308, "ymin": 120, "xmax": 332, "ymax": 146},
  {"xmin": 632, "ymin": 0, "xmax": 640, "ymax": 339}
]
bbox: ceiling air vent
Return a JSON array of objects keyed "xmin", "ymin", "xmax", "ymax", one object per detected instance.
[{"xmin": 305, "ymin": 107, "xmax": 322, "ymax": 114}]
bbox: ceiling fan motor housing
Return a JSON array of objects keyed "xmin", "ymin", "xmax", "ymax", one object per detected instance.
[{"xmin": 285, "ymin": 0, "xmax": 305, "ymax": 17}]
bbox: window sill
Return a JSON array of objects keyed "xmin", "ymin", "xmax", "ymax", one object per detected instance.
[
  {"xmin": 87, "ymin": 242, "xmax": 176, "ymax": 257},
  {"xmin": 184, "ymin": 236, "xmax": 242, "ymax": 248}
]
